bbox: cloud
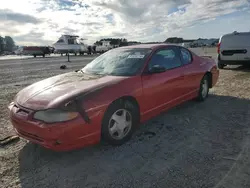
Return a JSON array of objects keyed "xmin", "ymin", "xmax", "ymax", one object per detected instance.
[
  {"xmin": 85, "ymin": 0, "xmax": 249, "ymax": 43},
  {"xmin": 105, "ymin": 13, "xmax": 115, "ymax": 24},
  {"xmin": 13, "ymin": 31, "xmax": 54, "ymax": 46},
  {"xmin": 0, "ymin": 0, "xmax": 249, "ymax": 45},
  {"xmin": 0, "ymin": 9, "xmax": 41, "ymax": 24},
  {"xmin": 59, "ymin": 27, "xmax": 78, "ymax": 34},
  {"xmin": 111, "ymin": 31, "xmax": 129, "ymax": 37},
  {"xmin": 79, "ymin": 22, "xmax": 100, "ymax": 26},
  {"xmin": 0, "ymin": 24, "xmax": 19, "ymax": 36}
]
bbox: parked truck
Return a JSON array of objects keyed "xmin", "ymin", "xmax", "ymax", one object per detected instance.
[{"xmin": 22, "ymin": 46, "xmax": 51, "ymax": 58}]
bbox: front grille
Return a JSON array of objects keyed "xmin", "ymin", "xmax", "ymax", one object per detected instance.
[
  {"xmin": 13, "ymin": 104, "xmax": 31, "ymax": 117},
  {"xmin": 12, "ymin": 104, "xmax": 44, "ymax": 143}
]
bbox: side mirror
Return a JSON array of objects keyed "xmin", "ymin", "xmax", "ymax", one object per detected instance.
[{"xmin": 149, "ymin": 65, "xmax": 166, "ymax": 74}]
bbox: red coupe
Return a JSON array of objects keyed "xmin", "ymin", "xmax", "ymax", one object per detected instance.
[{"xmin": 9, "ymin": 44, "xmax": 219, "ymax": 151}]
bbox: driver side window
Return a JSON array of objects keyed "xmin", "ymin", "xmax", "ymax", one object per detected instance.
[{"xmin": 148, "ymin": 47, "xmax": 182, "ymax": 70}]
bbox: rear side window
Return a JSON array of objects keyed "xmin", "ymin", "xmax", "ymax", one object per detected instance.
[
  {"xmin": 180, "ymin": 48, "xmax": 192, "ymax": 65},
  {"xmin": 148, "ymin": 47, "xmax": 182, "ymax": 70},
  {"xmin": 156, "ymin": 49, "xmax": 175, "ymax": 58}
]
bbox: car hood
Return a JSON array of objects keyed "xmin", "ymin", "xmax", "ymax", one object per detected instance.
[{"xmin": 15, "ymin": 71, "xmax": 127, "ymax": 110}]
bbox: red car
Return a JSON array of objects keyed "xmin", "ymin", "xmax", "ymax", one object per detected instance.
[{"xmin": 9, "ymin": 44, "xmax": 219, "ymax": 151}]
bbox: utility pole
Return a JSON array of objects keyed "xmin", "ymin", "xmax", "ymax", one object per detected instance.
[{"xmin": 67, "ymin": 51, "xmax": 70, "ymax": 62}]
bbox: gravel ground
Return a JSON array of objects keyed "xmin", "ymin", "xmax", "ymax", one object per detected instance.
[{"xmin": 0, "ymin": 49, "xmax": 250, "ymax": 188}]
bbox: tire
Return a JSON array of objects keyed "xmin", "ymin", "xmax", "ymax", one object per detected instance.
[
  {"xmin": 101, "ymin": 100, "xmax": 139, "ymax": 146},
  {"xmin": 197, "ymin": 75, "xmax": 209, "ymax": 101}
]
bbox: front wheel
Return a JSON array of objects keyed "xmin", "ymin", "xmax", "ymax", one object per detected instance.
[
  {"xmin": 197, "ymin": 75, "xmax": 209, "ymax": 101},
  {"xmin": 101, "ymin": 100, "xmax": 138, "ymax": 146}
]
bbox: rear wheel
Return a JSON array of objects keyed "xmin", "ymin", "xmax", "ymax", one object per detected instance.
[
  {"xmin": 197, "ymin": 75, "xmax": 209, "ymax": 101},
  {"xmin": 101, "ymin": 100, "xmax": 138, "ymax": 146}
]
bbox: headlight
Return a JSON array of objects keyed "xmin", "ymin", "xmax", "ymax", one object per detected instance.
[{"xmin": 33, "ymin": 109, "xmax": 78, "ymax": 123}]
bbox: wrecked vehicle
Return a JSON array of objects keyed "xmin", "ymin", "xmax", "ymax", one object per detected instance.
[{"xmin": 8, "ymin": 44, "xmax": 219, "ymax": 151}]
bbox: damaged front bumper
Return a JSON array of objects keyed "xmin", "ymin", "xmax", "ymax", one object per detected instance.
[{"xmin": 8, "ymin": 102, "xmax": 105, "ymax": 151}]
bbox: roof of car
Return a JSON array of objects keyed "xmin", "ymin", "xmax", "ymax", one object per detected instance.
[
  {"xmin": 119, "ymin": 43, "xmax": 179, "ymax": 50},
  {"xmin": 222, "ymin": 31, "xmax": 250, "ymax": 38}
]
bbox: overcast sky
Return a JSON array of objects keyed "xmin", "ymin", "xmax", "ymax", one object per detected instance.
[{"xmin": 0, "ymin": 0, "xmax": 250, "ymax": 46}]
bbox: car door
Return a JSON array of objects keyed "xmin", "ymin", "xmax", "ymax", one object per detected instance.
[
  {"xmin": 179, "ymin": 47, "xmax": 197, "ymax": 93},
  {"xmin": 141, "ymin": 46, "xmax": 187, "ymax": 117}
]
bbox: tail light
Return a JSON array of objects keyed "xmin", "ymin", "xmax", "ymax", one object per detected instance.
[{"xmin": 217, "ymin": 42, "xmax": 221, "ymax": 54}]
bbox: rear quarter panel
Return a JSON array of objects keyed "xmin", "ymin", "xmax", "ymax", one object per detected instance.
[
  {"xmin": 185, "ymin": 53, "xmax": 209, "ymax": 88},
  {"xmin": 197, "ymin": 54, "xmax": 219, "ymax": 87}
]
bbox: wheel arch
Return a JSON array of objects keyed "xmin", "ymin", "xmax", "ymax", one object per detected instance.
[
  {"xmin": 100, "ymin": 95, "xmax": 140, "ymax": 145},
  {"xmin": 107, "ymin": 95, "xmax": 141, "ymax": 122}
]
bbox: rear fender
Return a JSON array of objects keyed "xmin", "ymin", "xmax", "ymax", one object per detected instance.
[
  {"xmin": 203, "ymin": 57, "xmax": 219, "ymax": 88},
  {"xmin": 198, "ymin": 56, "xmax": 219, "ymax": 88}
]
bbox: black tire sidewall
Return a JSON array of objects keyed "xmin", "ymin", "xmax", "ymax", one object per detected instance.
[
  {"xmin": 101, "ymin": 100, "xmax": 138, "ymax": 145},
  {"xmin": 197, "ymin": 75, "xmax": 209, "ymax": 101}
]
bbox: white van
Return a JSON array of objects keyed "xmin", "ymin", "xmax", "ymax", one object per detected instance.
[{"xmin": 217, "ymin": 31, "xmax": 250, "ymax": 69}]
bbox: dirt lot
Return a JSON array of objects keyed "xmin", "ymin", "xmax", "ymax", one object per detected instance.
[{"xmin": 0, "ymin": 49, "xmax": 250, "ymax": 188}]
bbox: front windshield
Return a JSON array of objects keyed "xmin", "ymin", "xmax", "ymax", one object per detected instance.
[{"xmin": 82, "ymin": 48, "xmax": 152, "ymax": 76}]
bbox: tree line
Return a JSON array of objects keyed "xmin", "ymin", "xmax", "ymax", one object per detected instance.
[
  {"xmin": 94, "ymin": 38, "xmax": 140, "ymax": 47},
  {"xmin": 164, "ymin": 37, "xmax": 219, "ymax": 44},
  {"xmin": 164, "ymin": 37, "xmax": 195, "ymax": 43},
  {"xmin": 0, "ymin": 36, "xmax": 15, "ymax": 53},
  {"xmin": 0, "ymin": 35, "xmax": 219, "ymax": 55},
  {"xmin": 94, "ymin": 37, "xmax": 202, "ymax": 46}
]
